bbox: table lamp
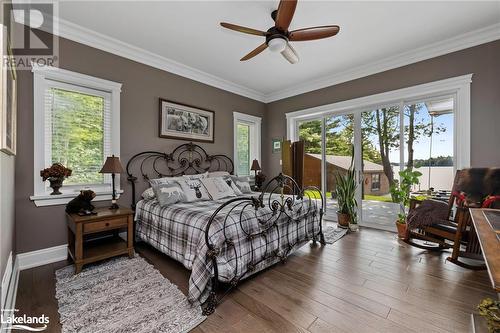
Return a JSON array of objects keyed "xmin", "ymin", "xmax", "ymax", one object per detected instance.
[
  {"xmin": 99, "ymin": 155, "xmax": 124, "ymax": 209},
  {"xmin": 251, "ymin": 159, "xmax": 261, "ymax": 177}
]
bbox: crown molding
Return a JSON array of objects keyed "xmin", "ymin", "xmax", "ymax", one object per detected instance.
[
  {"xmin": 53, "ymin": 17, "xmax": 267, "ymax": 102},
  {"xmin": 25, "ymin": 12, "xmax": 500, "ymax": 104},
  {"xmin": 263, "ymin": 23, "xmax": 500, "ymax": 103}
]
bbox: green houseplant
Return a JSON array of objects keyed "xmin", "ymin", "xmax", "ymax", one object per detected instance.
[
  {"xmin": 389, "ymin": 168, "xmax": 422, "ymax": 239},
  {"xmin": 477, "ymin": 298, "xmax": 500, "ymax": 333},
  {"xmin": 335, "ymin": 164, "xmax": 358, "ymax": 230}
]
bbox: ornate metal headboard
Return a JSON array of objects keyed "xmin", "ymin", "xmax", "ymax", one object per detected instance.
[{"xmin": 126, "ymin": 142, "xmax": 234, "ymax": 209}]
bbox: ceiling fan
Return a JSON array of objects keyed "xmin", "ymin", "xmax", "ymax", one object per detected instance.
[{"xmin": 220, "ymin": 0, "xmax": 340, "ymax": 64}]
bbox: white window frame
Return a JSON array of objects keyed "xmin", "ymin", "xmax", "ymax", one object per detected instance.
[
  {"xmin": 286, "ymin": 74, "xmax": 472, "ymax": 170},
  {"xmin": 233, "ymin": 112, "xmax": 261, "ymax": 177},
  {"xmin": 30, "ymin": 64, "xmax": 122, "ymax": 207}
]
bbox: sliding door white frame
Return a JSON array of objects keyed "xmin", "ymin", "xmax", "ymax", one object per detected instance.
[
  {"xmin": 288, "ymin": 75, "xmax": 472, "ymax": 224},
  {"xmin": 286, "ymin": 74, "xmax": 472, "ymax": 170}
]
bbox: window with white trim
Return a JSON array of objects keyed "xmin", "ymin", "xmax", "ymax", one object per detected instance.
[
  {"xmin": 233, "ymin": 112, "xmax": 261, "ymax": 176},
  {"xmin": 31, "ymin": 65, "xmax": 121, "ymax": 206}
]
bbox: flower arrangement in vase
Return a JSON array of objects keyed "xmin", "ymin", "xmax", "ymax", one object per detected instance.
[{"xmin": 40, "ymin": 163, "xmax": 72, "ymax": 195}]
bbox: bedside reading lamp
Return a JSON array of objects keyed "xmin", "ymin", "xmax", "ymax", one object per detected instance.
[
  {"xmin": 99, "ymin": 155, "xmax": 124, "ymax": 210},
  {"xmin": 251, "ymin": 159, "xmax": 266, "ymax": 191},
  {"xmin": 251, "ymin": 159, "xmax": 261, "ymax": 177}
]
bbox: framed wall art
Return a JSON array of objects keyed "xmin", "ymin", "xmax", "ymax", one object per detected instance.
[
  {"xmin": 159, "ymin": 99, "xmax": 214, "ymax": 143},
  {"xmin": 272, "ymin": 138, "xmax": 282, "ymax": 154}
]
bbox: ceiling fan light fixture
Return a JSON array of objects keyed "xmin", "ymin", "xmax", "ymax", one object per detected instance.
[
  {"xmin": 281, "ymin": 43, "xmax": 299, "ymax": 64},
  {"xmin": 267, "ymin": 37, "xmax": 287, "ymax": 53}
]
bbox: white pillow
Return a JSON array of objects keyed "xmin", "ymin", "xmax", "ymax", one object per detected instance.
[
  {"xmin": 178, "ymin": 177, "xmax": 211, "ymax": 202},
  {"xmin": 201, "ymin": 177, "xmax": 236, "ymax": 200},
  {"xmin": 153, "ymin": 182, "xmax": 185, "ymax": 207},
  {"xmin": 231, "ymin": 175, "xmax": 252, "ymax": 194},
  {"xmin": 183, "ymin": 172, "xmax": 208, "ymax": 179},
  {"xmin": 149, "ymin": 176, "xmax": 183, "ymax": 187},
  {"xmin": 222, "ymin": 176, "xmax": 243, "ymax": 195},
  {"xmin": 141, "ymin": 187, "xmax": 156, "ymax": 200},
  {"xmin": 208, "ymin": 171, "xmax": 230, "ymax": 178}
]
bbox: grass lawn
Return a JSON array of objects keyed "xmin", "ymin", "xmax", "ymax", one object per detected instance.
[
  {"xmin": 363, "ymin": 194, "xmax": 393, "ymax": 202},
  {"xmin": 304, "ymin": 190, "xmax": 393, "ymax": 203}
]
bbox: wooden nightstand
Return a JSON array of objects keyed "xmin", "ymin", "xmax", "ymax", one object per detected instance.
[{"xmin": 66, "ymin": 207, "xmax": 134, "ymax": 274}]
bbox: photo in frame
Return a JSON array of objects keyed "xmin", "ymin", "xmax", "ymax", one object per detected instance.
[
  {"xmin": 0, "ymin": 26, "xmax": 17, "ymax": 156},
  {"xmin": 272, "ymin": 138, "xmax": 282, "ymax": 154},
  {"xmin": 159, "ymin": 99, "xmax": 214, "ymax": 143}
]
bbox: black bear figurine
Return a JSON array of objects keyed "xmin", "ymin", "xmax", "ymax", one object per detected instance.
[{"xmin": 65, "ymin": 190, "xmax": 96, "ymax": 214}]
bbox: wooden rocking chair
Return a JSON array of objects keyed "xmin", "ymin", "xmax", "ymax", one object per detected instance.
[{"xmin": 405, "ymin": 168, "xmax": 500, "ymax": 270}]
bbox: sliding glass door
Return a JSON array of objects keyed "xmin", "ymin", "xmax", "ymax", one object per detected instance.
[
  {"xmin": 292, "ymin": 94, "xmax": 455, "ymax": 231},
  {"xmin": 402, "ymin": 97, "xmax": 455, "ymax": 193},
  {"xmin": 360, "ymin": 106, "xmax": 401, "ymax": 230}
]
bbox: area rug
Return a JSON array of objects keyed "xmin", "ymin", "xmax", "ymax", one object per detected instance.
[
  {"xmin": 55, "ymin": 256, "xmax": 206, "ymax": 333},
  {"xmin": 322, "ymin": 225, "xmax": 349, "ymax": 244}
]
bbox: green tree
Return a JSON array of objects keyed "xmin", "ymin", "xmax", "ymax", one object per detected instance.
[{"xmin": 51, "ymin": 88, "xmax": 105, "ymax": 185}]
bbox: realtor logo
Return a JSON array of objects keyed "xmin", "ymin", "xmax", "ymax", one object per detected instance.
[
  {"xmin": 1, "ymin": 309, "xmax": 49, "ymax": 331},
  {"xmin": 3, "ymin": 1, "xmax": 59, "ymax": 69}
]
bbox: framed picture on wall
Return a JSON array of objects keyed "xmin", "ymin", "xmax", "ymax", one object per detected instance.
[
  {"xmin": 272, "ymin": 138, "xmax": 282, "ymax": 154},
  {"xmin": 0, "ymin": 27, "xmax": 17, "ymax": 156},
  {"xmin": 159, "ymin": 99, "xmax": 215, "ymax": 143}
]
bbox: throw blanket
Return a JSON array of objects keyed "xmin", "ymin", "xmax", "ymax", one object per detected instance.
[{"xmin": 407, "ymin": 199, "xmax": 450, "ymax": 229}]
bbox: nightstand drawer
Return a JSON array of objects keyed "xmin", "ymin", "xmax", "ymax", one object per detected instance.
[{"xmin": 83, "ymin": 217, "xmax": 128, "ymax": 234}]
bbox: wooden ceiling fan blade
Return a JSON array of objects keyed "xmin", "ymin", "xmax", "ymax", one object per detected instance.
[
  {"xmin": 281, "ymin": 43, "xmax": 299, "ymax": 64},
  {"xmin": 240, "ymin": 43, "xmax": 268, "ymax": 61},
  {"xmin": 275, "ymin": 0, "xmax": 297, "ymax": 32},
  {"xmin": 220, "ymin": 22, "xmax": 266, "ymax": 36},
  {"xmin": 289, "ymin": 25, "xmax": 340, "ymax": 41}
]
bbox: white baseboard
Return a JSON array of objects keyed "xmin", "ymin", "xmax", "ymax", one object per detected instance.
[
  {"xmin": 17, "ymin": 245, "xmax": 68, "ymax": 271},
  {"xmin": 1, "ymin": 256, "xmax": 20, "ymax": 333},
  {"xmin": 1, "ymin": 252, "xmax": 13, "ymax": 308}
]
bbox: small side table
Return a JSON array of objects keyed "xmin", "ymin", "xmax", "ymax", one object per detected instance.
[{"xmin": 66, "ymin": 207, "xmax": 134, "ymax": 274}]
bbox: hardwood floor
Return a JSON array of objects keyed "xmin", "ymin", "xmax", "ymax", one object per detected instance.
[{"xmin": 16, "ymin": 228, "xmax": 496, "ymax": 332}]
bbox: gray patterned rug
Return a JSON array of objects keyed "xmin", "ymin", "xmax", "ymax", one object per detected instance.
[
  {"xmin": 322, "ymin": 225, "xmax": 349, "ymax": 244},
  {"xmin": 55, "ymin": 256, "xmax": 206, "ymax": 333}
]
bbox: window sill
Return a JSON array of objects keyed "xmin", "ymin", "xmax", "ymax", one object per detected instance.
[{"xmin": 30, "ymin": 189, "xmax": 124, "ymax": 207}]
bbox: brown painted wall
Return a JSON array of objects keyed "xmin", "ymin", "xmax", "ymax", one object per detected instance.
[
  {"xmin": 263, "ymin": 40, "xmax": 500, "ymax": 179},
  {"xmin": 15, "ymin": 33, "xmax": 266, "ymax": 254}
]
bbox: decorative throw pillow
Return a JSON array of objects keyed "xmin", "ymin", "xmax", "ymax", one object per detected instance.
[
  {"xmin": 141, "ymin": 187, "xmax": 156, "ymax": 200},
  {"xmin": 152, "ymin": 182, "xmax": 185, "ymax": 207},
  {"xmin": 178, "ymin": 176, "xmax": 211, "ymax": 202},
  {"xmin": 183, "ymin": 172, "xmax": 208, "ymax": 180},
  {"xmin": 208, "ymin": 171, "xmax": 230, "ymax": 178},
  {"xmin": 149, "ymin": 176, "xmax": 182, "ymax": 187},
  {"xmin": 201, "ymin": 177, "xmax": 236, "ymax": 200},
  {"xmin": 231, "ymin": 175, "xmax": 253, "ymax": 194},
  {"xmin": 222, "ymin": 176, "xmax": 243, "ymax": 195}
]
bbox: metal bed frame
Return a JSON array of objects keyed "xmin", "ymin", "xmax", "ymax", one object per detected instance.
[{"xmin": 126, "ymin": 142, "xmax": 325, "ymax": 315}]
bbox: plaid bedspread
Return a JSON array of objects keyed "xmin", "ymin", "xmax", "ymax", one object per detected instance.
[{"xmin": 135, "ymin": 193, "xmax": 320, "ymax": 304}]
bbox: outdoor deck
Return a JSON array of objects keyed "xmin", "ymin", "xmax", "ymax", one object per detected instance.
[{"xmin": 325, "ymin": 199, "xmax": 399, "ymax": 231}]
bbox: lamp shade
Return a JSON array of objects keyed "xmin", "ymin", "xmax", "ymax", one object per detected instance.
[
  {"xmin": 250, "ymin": 159, "xmax": 261, "ymax": 171},
  {"xmin": 99, "ymin": 155, "xmax": 124, "ymax": 174}
]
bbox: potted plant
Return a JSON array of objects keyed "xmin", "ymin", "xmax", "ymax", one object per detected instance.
[
  {"xmin": 40, "ymin": 163, "xmax": 72, "ymax": 195},
  {"xmin": 389, "ymin": 168, "xmax": 422, "ymax": 239},
  {"xmin": 335, "ymin": 165, "xmax": 358, "ymax": 230},
  {"xmin": 477, "ymin": 298, "xmax": 500, "ymax": 332}
]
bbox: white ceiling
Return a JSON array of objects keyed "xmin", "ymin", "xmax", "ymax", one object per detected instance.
[{"xmin": 52, "ymin": 1, "xmax": 500, "ymax": 101}]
